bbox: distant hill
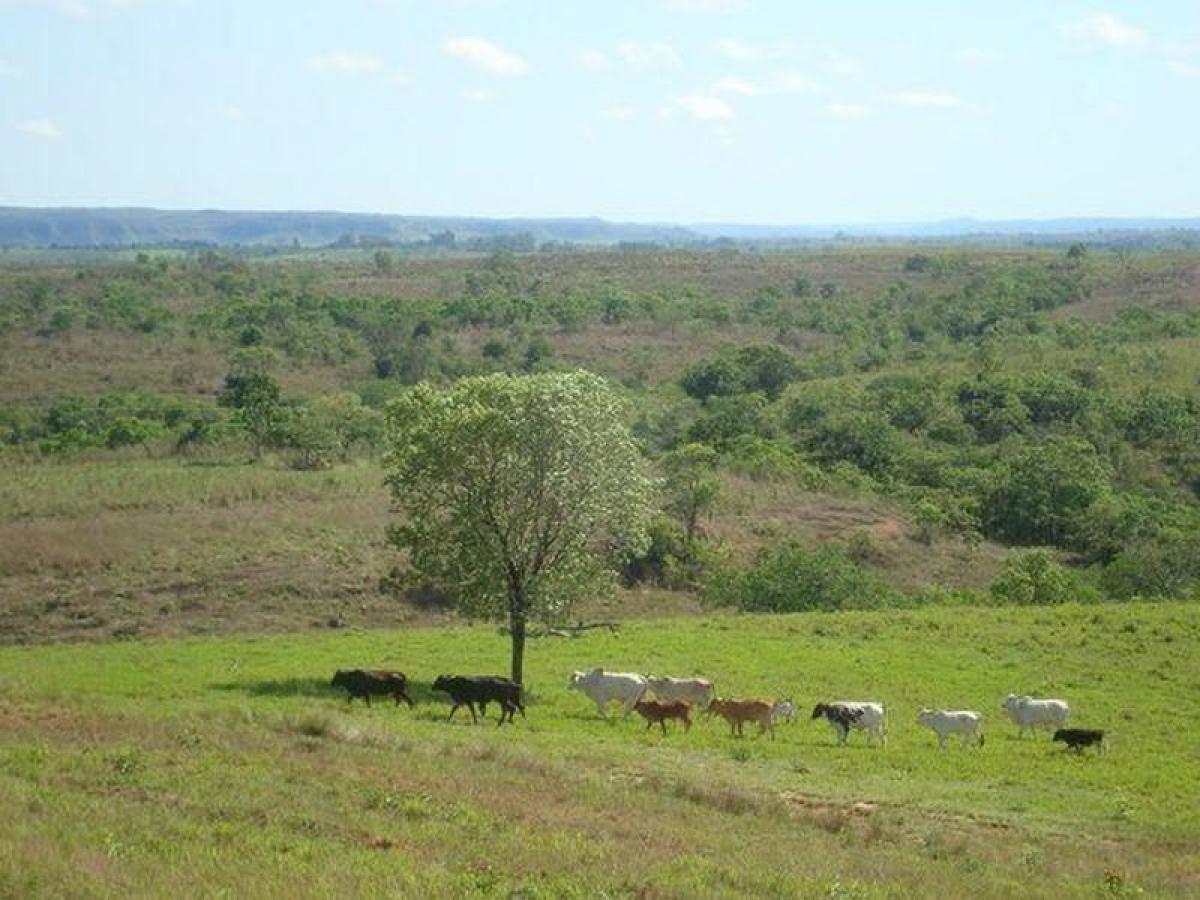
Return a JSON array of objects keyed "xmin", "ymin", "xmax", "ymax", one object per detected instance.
[
  {"xmin": 0, "ymin": 207, "xmax": 697, "ymax": 249},
  {"xmin": 690, "ymin": 217, "xmax": 1200, "ymax": 240},
  {"xmin": 0, "ymin": 206, "xmax": 1197, "ymax": 249}
]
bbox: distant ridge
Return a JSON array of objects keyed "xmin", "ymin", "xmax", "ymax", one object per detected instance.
[
  {"xmin": 688, "ymin": 216, "xmax": 1200, "ymax": 240},
  {"xmin": 0, "ymin": 206, "xmax": 1197, "ymax": 248},
  {"xmin": 0, "ymin": 207, "xmax": 696, "ymax": 248}
]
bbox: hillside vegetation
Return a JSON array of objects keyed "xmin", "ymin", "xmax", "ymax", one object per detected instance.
[
  {"xmin": 2, "ymin": 246, "xmax": 1199, "ymax": 642},
  {"xmin": 1, "ymin": 603, "xmax": 1198, "ymax": 898}
]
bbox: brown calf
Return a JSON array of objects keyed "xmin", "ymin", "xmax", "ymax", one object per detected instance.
[
  {"xmin": 706, "ymin": 697, "xmax": 776, "ymax": 739},
  {"xmin": 633, "ymin": 698, "xmax": 693, "ymax": 735}
]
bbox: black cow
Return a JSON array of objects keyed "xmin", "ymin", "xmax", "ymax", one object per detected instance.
[
  {"xmin": 811, "ymin": 702, "xmax": 865, "ymax": 744},
  {"xmin": 432, "ymin": 674, "xmax": 525, "ymax": 725},
  {"xmin": 1053, "ymin": 728, "xmax": 1106, "ymax": 753},
  {"xmin": 331, "ymin": 669, "xmax": 414, "ymax": 707}
]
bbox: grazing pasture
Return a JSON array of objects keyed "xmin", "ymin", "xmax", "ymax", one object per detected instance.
[{"xmin": 1, "ymin": 602, "xmax": 1198, "ymax": 897}]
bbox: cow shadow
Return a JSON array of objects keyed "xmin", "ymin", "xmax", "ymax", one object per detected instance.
[
  {"xmin": 210, "ymin": 677, "xmax": 530, "ymax": 710},
  {"xmin": 211, "ymin": 677, "xmax": 337, "ymax": 700}
]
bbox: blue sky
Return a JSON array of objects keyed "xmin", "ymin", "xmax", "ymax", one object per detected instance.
[{"xmin": 1, "ymin": 0, "xmax": 1197, "ymax": 223}]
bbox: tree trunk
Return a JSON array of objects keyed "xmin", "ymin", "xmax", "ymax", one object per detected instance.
[
  {"xmin": 509, "ymin": 605, "xmax": 526, "ymax": 685},
  {"xmin": 508, "ymin": 579, "xmax": 527, "ymax": 685}
]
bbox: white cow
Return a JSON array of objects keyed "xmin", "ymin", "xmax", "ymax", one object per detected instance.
[
  {"xmin": 568, "ymin": 669, "xmax": 648, "ymax": 719},
  {"xmin": 1003, "ymin": 694, "xmax": 1070, "ymax": 738},
  {"xmin": 916, "ymin": 708, "xmax": 984, "ymax": 749},
  {"xmin": 813, "ymin": 701, "xmax": 888, "ymax": 744},
  {"xmin": 770, "ymin": 699, "xmax": 797, "ymax": 725},
  {"xmin": 644, "ymin": 675, "xmax": 715, "ymax": 710}
]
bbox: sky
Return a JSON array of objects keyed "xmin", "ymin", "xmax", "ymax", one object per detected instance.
[{"xmin": 1, "ymin": 0, "xmax": 1198, "ymax": 224}]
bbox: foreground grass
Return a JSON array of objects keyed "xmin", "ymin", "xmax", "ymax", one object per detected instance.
[{"xmin": 1, "ymin": 603, "xmax": 1198, "ymax": 897}]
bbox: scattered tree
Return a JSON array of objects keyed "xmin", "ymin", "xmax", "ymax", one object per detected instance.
[{"xmin": 383, "ymin": 371, "xmax": 653, "ymax": 684}]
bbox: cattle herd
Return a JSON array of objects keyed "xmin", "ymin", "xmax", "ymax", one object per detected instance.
[{"xmin": 329, "ymin": 668, "xmax": 1107, "ymax": 752}]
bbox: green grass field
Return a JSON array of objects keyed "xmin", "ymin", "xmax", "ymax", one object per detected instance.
[{"xmin": 2, "ymin": 602, "xmax": 1197, "ymax": 898}]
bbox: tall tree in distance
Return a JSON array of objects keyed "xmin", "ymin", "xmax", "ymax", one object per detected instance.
[{"xmin": 384, "ymin": 371, "xmax": 653, "ymax": 685}]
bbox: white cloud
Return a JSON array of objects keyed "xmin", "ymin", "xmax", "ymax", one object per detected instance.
[
  {"xmin": 575, "ymin": 49, "xmax": 612, "ymax": 72},
  {"xmin": 666, "ymin": 0, "xmax": 743, "ymax": 11},
  {"xmin": 827, "ymin": 102, "xmax": 870, "ymax": 120},
  {"xmin": 15, "ymin": 118, "xmax": 62, "ymax": 139},
  {"xmin": 308, "ymin": 50, "xmax": 387, "ymax": 75},
  {"xmin": 892, "ymin": 88, "xmax": 965, "ymax": 109},
  {"xmin": 460, "ymin": 86, "xmax": 493, "ymax": 103},
  {"xmin": 0, "ymin": 59, "xmax": 22, "ymax": 78},
  {"xmin": 1167, "ymin": 59, "xmax": 1200, "ymax": 78},
  {"xmin": 713, "ymin": 75, "xmax": 760, "ymax": 96},
  {"xmin": 820, "ymin": 53, "xmax": 861, "ymax": 77},
  {"xmin": 443, "ymin": 36, "xmax": 529, "ymax": 76},
  {"xmin": 601, "ymin": 105, "xmax": 635, "ymax": 121},
  {"xmin": 772, "ymin": 70, "xmax": 820, "ymax": 94},
  {"xmin": 712, "ymin": 71, "xmax": 818, "ymax": 98},
  {"xmin": 675, "ymin": 95, "xmax": 735, "ymax": 121},
  {"xmin": 955, "ymin": 47, "xmax": 1000, "ymax": 66},
  {"xmin": 218, "ymin": 104, "xmax": 246, "ymax": 122},
  {"xmin": 1063, "ymin": 13, "xmax": 1149, "ymax": 50},
  {"xmin": 3, "ymin": 0, "xmax": 145, "ymax": 19},
  {"xmin": 617, "ymin": 40, "xmax": 681, "ymax": 72},
  {"xmin": 712, "ymin": 39, "xmax": 765, "ymax": 62}
]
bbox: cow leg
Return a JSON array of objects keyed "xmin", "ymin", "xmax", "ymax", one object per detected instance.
[
  {"xmin": 660, "ymin": 720, "xmax": 667, "ymax": 736},
  {"xmin": 448, "ymin": 703, "xmax": 458, "ymax": 721},
  {"xmin": 595, "ymin": 702, "xmax": 608, "ymax": 720},
  {"xmin": 365, "ymin": 694, "xmax": 371, "ymax": 708},
  {"xmin": 468, "ymin": 703, "xmax": 478, "ymax": 724},
  {"xmin": 402, "ymin": 689, "xmax": 414, "ymax": 709}
]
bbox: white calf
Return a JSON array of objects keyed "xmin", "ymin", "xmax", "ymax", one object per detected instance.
[
  {"xmin": 916, "ymin": 708, "xmax": 984, "ymax": 749},
  {"xmin": 568, "ymin": 669, "xmax": 647, "ymax": 719},
  {"xmin": 1003, "ymin": 694, "xmax": 1069, "ymax": 738},
  {"xmin": 644, "ymin": 675, "xmax": 715, "ymax": 710}
]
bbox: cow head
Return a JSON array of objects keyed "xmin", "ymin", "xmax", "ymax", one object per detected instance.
[
  {"xmin": 331, "ymin": 670, "xmax": 349, "ymax": 688},
  {"xmin": 916, "ymin": 707, "xmax": 934, "ymax": 725},
  {"xmin": 810, "ymin": 703, "xmax": 829, "ymax": 720},
  {"xmin": 1052, "ymin": 729, "xmax": 1067, "ymax": 743},
  {"xmin": 432, "ymin": 675, "xmax": 450, "ymax": 693},
  {"xmin": 568, "ymin": 671, "xmax": 584, "ymax": 689}
]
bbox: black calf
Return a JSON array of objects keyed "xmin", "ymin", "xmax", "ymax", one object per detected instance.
[
  {"xmin": 1053, "ymin": 728, "xmax": 1106, "ymax": 753},
  {"xmin": 330, "ymin": 669, "xmax": 414, "ymax": 707},
  {"xmin": 433, "ymin": 675, "xmax": 525, "ymax": 726}
]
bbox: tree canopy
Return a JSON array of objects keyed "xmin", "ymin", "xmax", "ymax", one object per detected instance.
[{"xmin": 383, "ymin": 371, "xmax": 653, "ymax": 683}]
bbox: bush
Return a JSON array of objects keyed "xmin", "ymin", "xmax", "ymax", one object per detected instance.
[
  {"xmin": 706, "ymin": 543, "xmax": 896, "ymax": 613},
  {"xmin": 623, "ymin": 517, "xmax": 719, "ymax": 590},
  {"xmin": 989, "ymin": 550, "xmax": 1078, "ymax": 606},
  {"xmin": 718, "ymin": 435, "xmax": 800, "ymax": 480},
  {"xmin": 984, "ymin": 438, "xmax": 1110, "ymax": 547},
  {"xmin": 1101, "ymin": 530, "xmax": 1200, "ymax": 600},
  {"xmin": 803, "ymin": 412, "xmax": 906, "ymax": 478},
  {"xmin": 681, "ymin": 345, "xmax": 798, "ymax": 401}
]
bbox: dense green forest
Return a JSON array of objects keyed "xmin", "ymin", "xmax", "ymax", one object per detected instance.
[{"xmin": 2, "ymin": 245, "xmax": 1198, "ymax": 641}]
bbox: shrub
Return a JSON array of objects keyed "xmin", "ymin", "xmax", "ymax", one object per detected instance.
[
  {"xmin": 718, "ymin": 435, "xmax": 799, "ymax": 480},
  {"xmin": 983, "ymin": 438, "xmax": 1110, "ymax": 546},
  {"xmin": 803, "ymin": 412, "xmax": 906, "ymax": 478},
  {"xmin": 1101, "ymin": 530, "xmax": 1200, "ymax": 600},
  {"xmin": 706, "ymin": 543, "xmax": 895, "ymax": 613},
  {"xmin": 681, "ymin": 345, "xmax": 798, "ymax": 401},
  {"xmin": 989, "ymin": 550, "xmax": 1078, "ymax": 606}
]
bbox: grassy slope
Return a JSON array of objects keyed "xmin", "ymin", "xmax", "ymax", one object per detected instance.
[
  {"xmin": 1, "ymin": 603, "xmax": 1197, "ymax": 897},
  {"xmin": 0, "ymin": 457, "xmax": 1014, "ymax": 643}
]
